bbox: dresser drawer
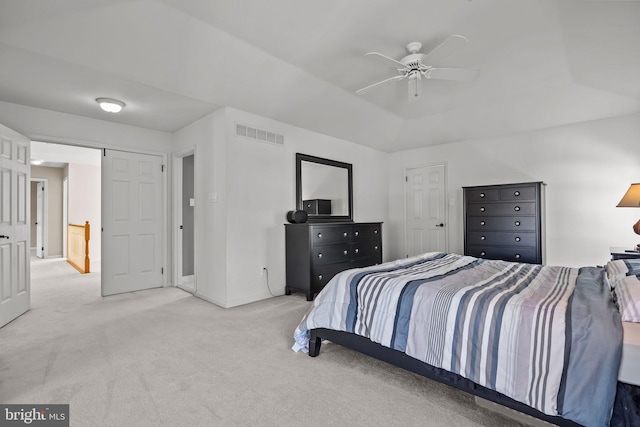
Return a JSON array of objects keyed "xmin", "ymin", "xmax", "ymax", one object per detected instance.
[
  {"xmin": 466, "ymin": 202, "xmax": 536, "ymax": 216},
  {"xmin": 466, "ymin": 188, "xmax": 499, "ymax": 202},
  {"xmin": 350, "ymin": 241, "xmax": 381, "ymax": 259},
  {"xmin": 311, "ymin": 244, "xmax": 352, "ymax": 265},
  {"xmin": 352, "ymin": 224, "xmax": 382, "ymax": 242},
  {"xmin": 499, "ymin": 186, "xmax": 536, "ymax": 201},
  {"xmin": 311, "ymin": 226, "xmax": 351, "ymax": 245},
  {"xmin": 467, "ymin": 231, "xmax": 536, "ymax": 247},
  {"xmin": 466, "ymin": 216, "xmax": 536, "ymax": 231},
  {"xmin": 311, "ymin": 262, "xmax": 352, "ymax": 290},
  {"xmin": 466, "ymin": 245, "xmax": 538, "ymax": 263}
]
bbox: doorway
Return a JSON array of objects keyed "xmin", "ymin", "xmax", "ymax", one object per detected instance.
[
  {"xmin": 404, "ymin": 163, "xmax": 448, "ymax": 257},
  {"xmin": 174, "ymin": 149, "xmax": 196, "ymax": 293},
  {"xmin": 30, "ymin": 179, "xmax": 48, "ymax": 258}
]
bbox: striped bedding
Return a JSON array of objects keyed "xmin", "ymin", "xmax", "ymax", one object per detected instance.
[{"xmin": 294, "ymin": 252, "xmax": 622, "ymax": 427}]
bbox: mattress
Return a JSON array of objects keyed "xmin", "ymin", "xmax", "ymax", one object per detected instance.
[{"xmin": 619, "ymin": 321, "xmax": 640, "ymax": 386}]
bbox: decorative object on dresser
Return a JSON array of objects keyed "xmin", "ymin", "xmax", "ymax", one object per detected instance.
[
  {"xmin": 285, "ymin": 222, "xmax": 382, "ymax": 301},
  {"xmin": 616, "ymin": 183, "xmax": 640, "ymax": 250},
  {"xmin": 286, "ymin": 210, "xmax": 308, "ymax": 224},
  {"xmin": 463, "ymin": 181, "xmax": 545, "ymax": 264},
  {"xmin": 303, "ymin": 199, "xmax": 331, "ymax": 215}
]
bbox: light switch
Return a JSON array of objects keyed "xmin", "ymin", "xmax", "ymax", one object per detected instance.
[{"xmin": 189, "ymin": 198, "xmax": 195, "ymax": 207}]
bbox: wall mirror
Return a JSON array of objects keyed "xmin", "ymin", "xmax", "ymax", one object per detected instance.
[{"xmin": 296, "ymin": 153, "xmax": 353, "ymax": 222}]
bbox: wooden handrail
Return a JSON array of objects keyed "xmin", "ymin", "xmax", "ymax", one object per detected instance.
[{"xmin": 67, "ymin": 221, "xmax": 90, "ymax": 273}]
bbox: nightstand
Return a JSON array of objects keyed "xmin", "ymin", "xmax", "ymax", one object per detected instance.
[{"xmin": 611, "ymin": 247, "xmax": 640, "ymax": 260}]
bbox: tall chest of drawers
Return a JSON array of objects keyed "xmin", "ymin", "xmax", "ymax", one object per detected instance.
[
  {"xmin": 463, "ymin": 182, "xmax": 545, "ymax": 264},
  {"xmin": 285, "ymin": 222, "xmax": 382, "ymax": 301}
]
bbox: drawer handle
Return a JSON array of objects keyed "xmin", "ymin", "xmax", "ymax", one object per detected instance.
[
  {"xmin": 374, "ymin": 229, "xmax": 378, "ymax": 234},
  {"xmin": 343, "ymin": 232, "xmax": 348, "ymax": 237},
  {"xmin": 480, "ymin": 193, "xmax": 485, "ymax": 198},
  {"xmin": 318, "ymin": 253, "xmax": 323, "ymax": 258},
  {"xmin": 343, "ymin": 250, "xmax": 348, "ymax": 255},
  {"xmin": 515, "ymin": 254, "xmax": 521, "ymax": 259},
  {"xmin": 514, "ymin": 191, "xmax": 520, "ymax": 196},
  {"xmin": 515, "ymin": 237, "xmax": 521, "ymax": 242},
  {"xmin": 480, "ymin": 236, "xmax": 486, "ymax": 240},
  {"xmin": 374, "ymin": 246, "xmax": 379, "ymax": 250},
  {"xmin": 307, "ymin": 203, "xmax": 312, "ymax": 208},
  {"xmin": 515, "ymin": 221, "xmax": 520, "ymax": 226},
  {"xmin": 317, "ymin": 233, "xmax": 322, "ymax": 238},
  {"xmin": 318, "ymin": 274, "xmax": 323, "ymax": 280},
  {"xmin": 354, "ymin": 248, "xmax": 359, "ymax": 254},
  {"xmin": 480, "ymin": 251, "xmax": 486, "ymax": 256},
  {"xmin": 480, "ymin": 221, "xmax": 486, "ymax": 226},
  {"xmin": 514, "ymin": 206, "xmax": 520, "ymax": 212},
  {"xmin": 355, "ymin": 231, "xmax": 359, "ymax": 236},
  {"xmin": 480, "ymin": 207, "xmax": 485, "ymax": 212}
]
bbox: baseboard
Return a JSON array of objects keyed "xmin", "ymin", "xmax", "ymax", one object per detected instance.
[
  {"xmin": 193, "ymin": 290, "xmax": 282, "ymax": 309},
  {"xmin": 193, "ymin": 291, "xmax": 227, "ymax": 308}
]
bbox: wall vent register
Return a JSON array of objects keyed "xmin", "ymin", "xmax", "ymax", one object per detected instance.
[{"xmin": 235, "ymin": 123, "xmax": 284, "ymax": 146}]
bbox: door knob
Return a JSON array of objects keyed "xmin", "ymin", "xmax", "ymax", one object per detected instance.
[
  {"xmin": 0, "ymin": 235, "xmax": 9, "ymax": 239},
  {"xmin": 435, "ymin": 223, "xmax": 445, "ymax": 228}
]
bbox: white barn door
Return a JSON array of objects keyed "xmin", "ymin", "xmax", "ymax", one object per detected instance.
[
  {"xmin": 405, "ymin": 164, "xmax": 447, "ymax": 257},
  {"xmin": 102, "ymin": 149, "xmax": 164, "ymax": 296},
  {"xmin": 0, "ymin": 124, "xmax": 30, "ymax": 328}
]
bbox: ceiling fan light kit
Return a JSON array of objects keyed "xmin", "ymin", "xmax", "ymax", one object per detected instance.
[{"xmin": 356, "ymin": 35, "xmax": 478, "ymax": 100}]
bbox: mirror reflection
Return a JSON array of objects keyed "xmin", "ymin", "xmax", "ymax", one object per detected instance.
[
  {"xmin": 296, "ymin": 153, "xmax": 353, "ymax": 222},
  {"xmin": 301, "ymin": 162, "xmax": 348, "ymax": 216}
]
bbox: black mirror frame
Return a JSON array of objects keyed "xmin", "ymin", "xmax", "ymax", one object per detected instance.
[{"xmin": 296, "ymin": 153, "xmax": 353, "ymax": 223}]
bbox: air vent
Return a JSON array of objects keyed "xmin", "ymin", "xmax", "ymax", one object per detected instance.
[{"xmin": 236, "ymin": 123, "xmax": 284, "ymax": 146}]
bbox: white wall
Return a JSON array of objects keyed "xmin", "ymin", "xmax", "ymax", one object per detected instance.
[
  {"xmin": 388, "ymin": 113, "xmax": 640, "ymax": 267},
  {"xmin": 172, "ymin": 107, "xmax": 389, "ymax": 308},
  {"xmin": 67, "ymin": 163, "xmax": 101, "ymax": 265}
]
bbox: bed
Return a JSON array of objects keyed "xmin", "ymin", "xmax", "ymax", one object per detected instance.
[{"xmin": 293, "ymin": 252, "xmax": 626, "ymax": 427}]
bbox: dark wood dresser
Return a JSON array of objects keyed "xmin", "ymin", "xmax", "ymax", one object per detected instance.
[
  {"xmin": 463, "ymin": 182, "xmax": 545, "ymax": 264},
  {"xmin": 285, "ymin": 222, "xmax": 382, "ymax": 300}
]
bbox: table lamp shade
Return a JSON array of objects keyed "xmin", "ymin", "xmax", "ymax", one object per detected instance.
[
  {"xmin": 617, "ymin": 184, "xmax": 640, "ymax": 236},
  {"xmin": 617, "ymin": 184, "xmax": 640, "ymax": 207}
]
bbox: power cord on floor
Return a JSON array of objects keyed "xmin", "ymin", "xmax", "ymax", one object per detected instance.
[{"xmin": 263, "ymin": 267, "xmax": 278, "ymax": 297}]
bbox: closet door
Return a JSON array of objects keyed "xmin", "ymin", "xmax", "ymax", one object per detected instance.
[{"xmin": 102, "ymin": 149, "xmax": 164, "ymax": 296}]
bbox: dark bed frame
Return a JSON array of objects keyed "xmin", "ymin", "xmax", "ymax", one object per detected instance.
[{"xmin": 308, "ymin": 328, "xmax": 583, "ymax": 427}]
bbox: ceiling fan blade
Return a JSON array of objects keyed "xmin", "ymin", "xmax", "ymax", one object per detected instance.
[
  {"xmin": 356, "ymin": 75, "xmax": 405, "ymax": 94},
  {"xmin": 422, "ymin": 34, "xmax": 469, "ymax": 64},
  {"xmin": 426, "ymin": 67, "xmax": 478, "ymax": 81},
  {"xmin": 364, "ymin": 51, "xmax": 407, "ymax": 69}
]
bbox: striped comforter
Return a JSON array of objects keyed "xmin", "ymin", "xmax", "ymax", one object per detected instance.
[{"xmin": 294, "ymin": 252, "xmax": 622, "ymax": 427}]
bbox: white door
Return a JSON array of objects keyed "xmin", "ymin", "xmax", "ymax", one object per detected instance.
[
  {"xmin": 102, "ymin": 149, "xmax": 164, "ymax": 296},
  {"xmin": 405, "ymin": 164, "xmax": 447, "ymax": 257},
  {"xmin": 36, "ymin": 181, "xmax": 44, "ymax": 258},
  {"xmin": 0, "ymin": 124, "xmax": 30, "ymax": 328}
]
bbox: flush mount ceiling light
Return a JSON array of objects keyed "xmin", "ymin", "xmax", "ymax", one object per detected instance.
[
  {"xmin": 96, "ymin": 97, "xmax": 125, "ymax": 113},
  {"xmin": 31, "ymin": 159, "xmax": 43, "ymax": 165}
]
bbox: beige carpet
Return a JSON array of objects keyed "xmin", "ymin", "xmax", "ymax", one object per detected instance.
[{"xmin": 0, "ymin": 258, "xmax": 531, "ymax": 426}]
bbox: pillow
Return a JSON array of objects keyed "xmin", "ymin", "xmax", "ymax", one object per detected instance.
[
  {"xmin": 614, "ymin": 274, "xmax": 640, "ymax": 322},
  {"xmin": 606, "ymin": 259, "xmax": 640, "ymax": 284}
]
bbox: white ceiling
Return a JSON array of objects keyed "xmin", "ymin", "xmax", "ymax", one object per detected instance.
[{"xmin": 0, "ymin": 0, "xmax": 638, "ymax": 152}]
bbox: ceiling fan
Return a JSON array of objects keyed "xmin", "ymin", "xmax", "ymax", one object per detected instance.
[{"xmin": 356, "ymin": 35, "xmax": 478, "ymax": 101}]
